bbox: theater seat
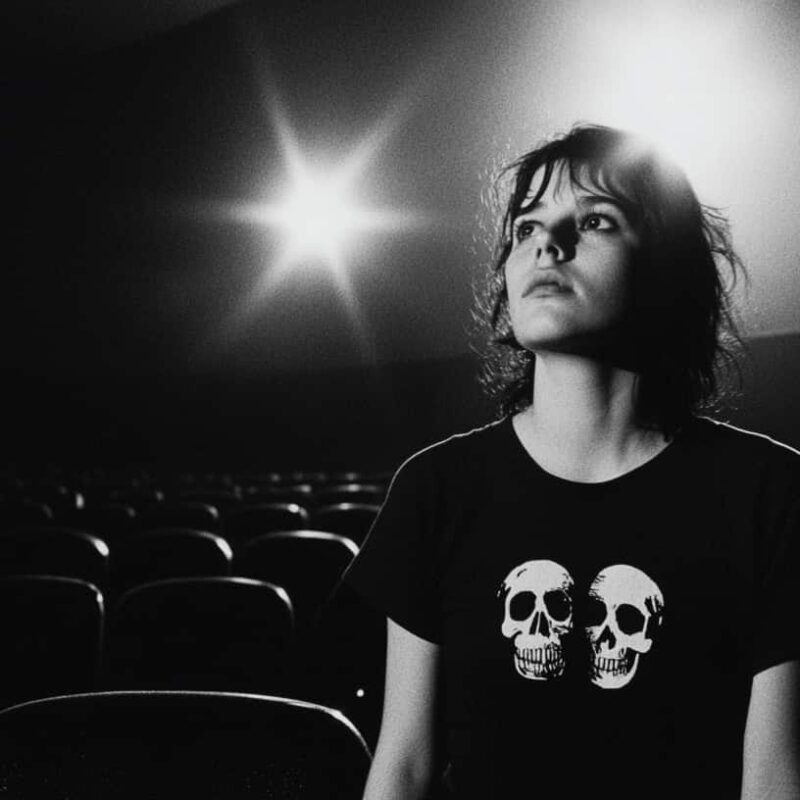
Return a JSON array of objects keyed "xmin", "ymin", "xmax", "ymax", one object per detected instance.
[
  {"xmin": 178, "ymin": 488, "xmax": 242, "ymax": 511},
  {"xmin": 308, "ymin": 503, "xmax": 380, "ymax": 545},
  {"xmin": 235, "ymin": 530, "xmax": 358, "ymax": 629},
  {"xmin": 108, "ymin": 529, "xmax": 233, "ymax": 600},
  {"xmin": 136, "ymin": 501, "xmax": 220, "ymax": 532},
  {"xmin": 0, "ymin": 527, "xmax": 109, "ymax": 588},
  {"xmin": 0, "ymin": 499, "xmax": 53, "ymax": 531},
  {"xmin": 314, "ymin": 483, "xmax": 386, "ymax": 506},
  {"xmin": 299, "ymin": 580, "xmax": 386, "ymax": 750},
  {"xmin": 0, "ymin": 691, "xmax": 371, "ymax": 799},
  {"xmin": 243, "ymin": 486, "xmax": 314, "ymax": 507},
  {"xmin": 61, "ymin": 503, "xmax": 136, "ymax": 540},
  {"xmin": 223, "ymin": 503, "xmax": 310, "ymax": 549},
  {"xmin": 0, "ymin": 576, "xmax": 103, "ymax": 709},
  {"xmin": 105, "ymin": 577, "xmax": 294, "ymax": 694}
]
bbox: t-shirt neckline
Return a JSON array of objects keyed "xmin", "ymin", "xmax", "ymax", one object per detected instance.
[{"xmin": 503, "ymin": 414, "xmax": 685, "ymax": 490}]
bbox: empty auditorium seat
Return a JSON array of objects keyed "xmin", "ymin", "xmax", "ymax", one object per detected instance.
[
  {"xmin": 298, "ymin": 580, "xmax": 386, "ymax": 749},
  {"xmin": 178, "ymin": 488, "xmax": 242, "ymax": 511},
  {"xmin": 0, "ymin": 690, "xmax": 371, "ymax": 799},
  {"xmin": 308, "ymin": 502, "xmax": 380, "ymax": 545},
  {"xmin": 25, "ymin": 483, "xmax": 83, "ymax": 516},
  {"xmin": 108, "ymin": 486, "xmax": 165, "ymax": 512},
  {"xmin": 0, "ymin": 499, "xmax": 53, "ymax": 531},
  {"xmin": 243, "ymin": 485, "xmax": 314, "ymax": 506},
  {"xmin": 235, "ymin": 531, "xmax": 358, "ymax": 629},
  {"xmin": 0, "ymin": 576, "xmax": 104, "ymax": 709},
  {"xmin": 61, "ymin": 503, "xmax": 137, "ymax": 539},
  {"xmin": 105, "ymin": 577, "xmax": 294, "ymax": 693},
  {"xmin": 222, "ymin": 503, "xmax": 309, "ymax": 548},
  {"xmin": 0, "ymin": 527, "xmax": 109, "ymax": 588},
  {"xmin": 136, "ymin": 501, "xmax": 220, "ymax": 532},
  {"xmin": 109, "ymin": 529, "xmax": 233, "ymax": 598},
  {"xmin": 314, "ymin": 483, "xmax": 386, "ymax": 506}
]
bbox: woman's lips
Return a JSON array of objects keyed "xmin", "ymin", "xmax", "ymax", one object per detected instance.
[{"xmin": 525, "ymin": 282, "xmax": 570, "ymax": 297}]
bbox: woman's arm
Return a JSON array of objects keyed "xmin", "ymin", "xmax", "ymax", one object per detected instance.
[
  {"xmin": 362, "ymin": 619, "xmax": 441, "ymax": 800},
  {"xmin": 741, "ymin": 660, "xmax": 800, "ymax": 800}
]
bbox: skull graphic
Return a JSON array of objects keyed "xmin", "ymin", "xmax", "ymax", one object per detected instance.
[
  {"xmin": 499, "ymin": 559, "xmax": 574, "ymax": 681},
  {"xmin": 585, "ymin": 564, "xmax": 665, "ymax": 689}
]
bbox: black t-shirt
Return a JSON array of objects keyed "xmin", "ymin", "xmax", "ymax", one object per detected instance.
[{"xmin": 344, "ymin": 416, "xmax": 800, "ymax": 799}]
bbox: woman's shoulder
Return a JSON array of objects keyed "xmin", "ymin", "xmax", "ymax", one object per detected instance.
[
  {"xmin": 688, "ymin": 415, "xmax": 800, "ymax": 479},
  {"xmin": 392, "ymin": 417, "xmax": 510, "ymax": 482}
]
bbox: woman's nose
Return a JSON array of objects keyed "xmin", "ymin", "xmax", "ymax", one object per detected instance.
[
  {"xmin": 534, "ymin": 229, "xmax": 565, "ymax": 264},
  {"xmin": 533, "ymin": 222, "xmax": 575, "ymax": 264}
]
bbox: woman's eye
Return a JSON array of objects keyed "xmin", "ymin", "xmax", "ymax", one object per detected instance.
[
  {"xmin": 514, "ymin": 220, "xmax": 537, "ymax": 242},
  {"xmin": 580, "ymin": 213, "xmax": 617, "ymax": 232}
]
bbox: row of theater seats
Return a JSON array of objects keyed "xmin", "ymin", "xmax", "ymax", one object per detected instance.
[
  {"xmin": 0, "ymin": 569, "xmax": 386, "ymax": 748},
  {"xmin": 0, "ymin": 468, "xmax": 392, "ymax": 788},
  {"xmin": 0, "ymin": 524, "xmax": 372, "ymax": 607},
  {"xmin": 0, "ymin": 691, "xmax": 371, "ymax": 798},
  {"xmin": 1, "ymin": 495, "xmax": 382, "ymax": 545},
  {"xmin": 0, "ymin": 469, "xmax": 391, "ymax": 517}
]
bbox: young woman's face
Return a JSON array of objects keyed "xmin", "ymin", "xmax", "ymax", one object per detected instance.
[{"xmin": 504, "ymin": 163, "xmax": 642, "ymax": 357}]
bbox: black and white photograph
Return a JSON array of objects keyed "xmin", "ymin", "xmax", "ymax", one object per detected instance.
[{"xmin": 1, "ymin": 1, "xmax": 798, "ymax": 797}]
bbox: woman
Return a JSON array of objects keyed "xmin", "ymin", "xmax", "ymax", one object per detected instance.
[{"xmin": 344, "ymin": 125, "xmax": 799, "ymax": 799}]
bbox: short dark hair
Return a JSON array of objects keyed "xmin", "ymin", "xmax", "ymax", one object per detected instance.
[{"xmin": 474, "ymin": 123, "xmax": 746, "ymax": 436}]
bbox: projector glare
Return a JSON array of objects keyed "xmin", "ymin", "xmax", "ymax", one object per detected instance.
[{"xmin": 275, "ymin": 172, "xmax": 360, "ymax": 263}]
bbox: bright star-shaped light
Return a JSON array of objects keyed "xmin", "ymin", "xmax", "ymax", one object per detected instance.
[
  {"xmin": 202, "ymin": 88, "xmax": 429, "ymax": 363},
  {"xmin": 228, "ymin": 98, "xmax": 423, "ymax": 302},
  {"xmin": 241, "ymin": 160, "xmax": 407, "ymax": 277},
  {"xmin": 271, "ymin": 171, "xmax": 359, "ymax": 263}
]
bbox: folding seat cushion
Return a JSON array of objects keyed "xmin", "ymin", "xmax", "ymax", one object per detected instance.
[
  {"xmin": 0, "ymin": 528, "xmax": 109, "ymax": 588},
  {"xmin": 235, "ymin": 531, "xmax": 358, "ymax": 628},
  {"xmin": 0, "ymin": 576, "xmax": 103, "ymax": 709},
  {"xmin": 0, "ymin": 691, "xmax": 371, "ymax": 799},
  {"xmin": 105, "ymin": 577, "xmax": 293, "ymax": 693},
  {"xmin": 222, "ymin": 503, "xmax": 309, "ymax": 548},
  {"xmin": 307, "ymin": 503, "xmax": 380, "ymax": 545},
  {"xmin": 109, "ymin": 529, "xmax": 233, "ymax": 599}
]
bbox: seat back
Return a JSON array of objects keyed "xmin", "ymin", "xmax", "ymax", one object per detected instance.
[
  {"xmin": 0, "ymin": 691, "xmax": 371, "ymax": 799},
  {"xmin": 61, "ymin": 503, "xmax": 137, "ymax": 539},
  {"xmin": 137, "ymin": 501, "xmax": 220, "ymax": 532},
  {"xmin": 236, "ymin": 531, "xmax": 358, "ymax": 629},
  {"xmin": 308, "ymin": 503, "xmax": 380, "ymax": 544},
  {"xmin": 0, "ymin": 499, "xmax": 53, "ymax": 531},
  {"xmin": 303, "ymin": 580, "xmax": 386, "ymax": 749},
  {"xmin": 0, "ymin": 575, "xmax": 104, "ymax": 709},
  {"xmin": 109, "ymin": 529, "xmax": 233, "ymax": 599},
  {"xmin": 314, "ymin": 483, "xmax": 386, "ymax": 506},
  {"xmin": 0, "ymin": 527, "xmax": 109, "ymax": 587},
  {"xmin": 105, "ymin": 577, "xmax": 293, "ymax": 693},
  {"xmin": 243, "ymin": 485, "xmax": 314, "ymax": 507},
  {"xmin": 223, "ymin": 503, "xmax": 309, "ymax": 548}
]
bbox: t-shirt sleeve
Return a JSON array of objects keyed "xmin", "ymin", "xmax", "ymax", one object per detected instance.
[
  {"xmin": 342, "ymin": 451, "xmax": 443, "ymax": 644},
  {"xmin": 752, "ymin": 451, "xmax": 800, "ymax": 675}
]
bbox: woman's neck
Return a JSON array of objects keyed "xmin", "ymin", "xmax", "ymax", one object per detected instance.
[{"xmin": 513, "ymin": 351, "xmax": 669, "ymax": 483}]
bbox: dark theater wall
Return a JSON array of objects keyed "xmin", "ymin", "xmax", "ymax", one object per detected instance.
[{"xmin": 5, "ymin": 333, "xmax": 800, "ymax": 474}]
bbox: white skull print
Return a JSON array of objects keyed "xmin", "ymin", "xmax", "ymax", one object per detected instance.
[
  {"xmin": 585, "ymin": 564, "xmax": 665, "ymax": 689},
  {"xmin": 499, "ymin": 559, "xmax": 574, "ymax": 680}
]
